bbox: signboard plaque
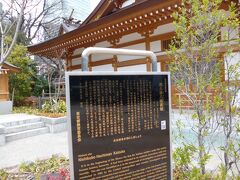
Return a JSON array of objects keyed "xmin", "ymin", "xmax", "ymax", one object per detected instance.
[{"xmin": 66, "ymin": 72, "xmax": 172, "ymax": 180}]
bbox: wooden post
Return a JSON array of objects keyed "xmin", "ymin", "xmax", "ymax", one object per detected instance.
[
  {"xmin": 89, "ymin": 54, "xmax": 93, "ymax": 71},
  {"xmin": 160, "ymin": 61, "xmax": 165, "ymax": 71},
  {"xmin": 66, "ymin": 50, "xmax": 73, "ymax": 71},
  {"xmin": 145, "ymin": 35, "xmax": 151, "ymax": 72},
  {"xmin": 113, "ymin": 55, "xmax": 118, "ymax": 71},
  {"xmin": 6, "ymin": 73, "xmax": 9, "ymax": 100},
  {"xmin": 109, "ymin": 38, "xmax": 120, "ymax": 71},
  {"xmin": 219, "ymin": 53, "xmax": 225, "ymax": 82},
  {"xmin": 65, "ymin": 59, "xmax": 68, "ymax": 71}
]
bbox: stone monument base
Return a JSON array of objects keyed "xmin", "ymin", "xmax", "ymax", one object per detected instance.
[{"xmin": 0, "ymin": 101, "xmax": 13, "ymax": 115}]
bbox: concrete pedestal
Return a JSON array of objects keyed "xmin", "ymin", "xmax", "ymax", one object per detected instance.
[
  {"xmin": 0, "ymin": 101, "xmax": 13, "ymax": 115},
  {"xmin": 0, "ymin": 125, "xmax": 6, "ymax": 146},
  {"xmin": 42, "ymin": 117, "xmax": 67, "ymax": 133}
]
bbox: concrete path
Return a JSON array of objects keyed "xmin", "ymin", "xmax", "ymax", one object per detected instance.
[
  {"xmin": 0, "ymin": 132, "xmax": 68, "ymax": 168},
  {"xmin": 0, "ymin": 114, "xmax": 40, "ymax": 125}
]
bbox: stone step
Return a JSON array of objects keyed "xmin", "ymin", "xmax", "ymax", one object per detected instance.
[
  {"xmin": 4, "ymin": 122, "xmax": 45, "ymax": 134},
  {"xmin": 2, "ymin": 117, "xmax": 41, "ymax": 127},
  {"xmin": 6, "ymin": 127, "xmax": 50, "ymax": 142}
]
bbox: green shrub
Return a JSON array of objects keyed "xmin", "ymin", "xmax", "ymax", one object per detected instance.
[
  {"xmin": 173, "ymin": 144, "xmax": 212, "ymax": 180},
  {"xmin": 8, "ymin": 45, "xmax": 37, "ymax": 105},
  {"xmin": 57, "ymin": 100, "xmax": 67, "ymax": 113},
  {"xmin": 19, "ymin": 155, "xmax": 69, "ymax": 178},
  {"xmin": 32, "ymin": 75, "xmax": 49, "ymax": 97},
  {"xmin": 42, "ymin": 100, "xmax": 66, "ymax": 113},
  {"xmin": 0, "ymin": 169, "xmax": 9, "ymax": 180},
  {"xmin": 13, "ymin": 106, "xmax": 40, "ymax": 115},
  {"xmin": 13, "ymin": 106, "xmax": 66, "ymax": 118}
]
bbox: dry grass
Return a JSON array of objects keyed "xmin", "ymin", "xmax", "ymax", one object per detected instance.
[{"xmin": 13, "ymin": 106, "xmax": 66, "ymax": 118}]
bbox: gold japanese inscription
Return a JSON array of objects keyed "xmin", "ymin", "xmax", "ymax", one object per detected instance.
[
  {"xmin": 76, "ymin": 112, "xmax": 81, "ymax": 142},
  {"xmin": 78, "ymin": 147, "xmax": 168, "ymax": 179},
  {"xmin": 70, "ymin": 75, "xmax": 170, "ymax": 180}
]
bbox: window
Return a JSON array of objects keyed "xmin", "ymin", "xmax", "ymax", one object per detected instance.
[
  {"xmin": 161, "ymin": 39, "xmax": 172, "ymax": 51},
  {"xmin": 161, "ymin": 37, "xmax": 183, "ymax": 51}
]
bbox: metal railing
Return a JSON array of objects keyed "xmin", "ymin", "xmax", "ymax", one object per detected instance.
[{"xmin": 81, "ymin": 47, "xmax": 158, "ymax": 72}]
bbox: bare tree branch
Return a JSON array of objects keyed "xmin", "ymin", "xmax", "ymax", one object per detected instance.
[
  {"xmin": 0, "ymin": 0, "xmax": 25, "ymax": 66},
  {"xmin": 0, "ymin": 0, "xmax": 62, "ymax": 67}
]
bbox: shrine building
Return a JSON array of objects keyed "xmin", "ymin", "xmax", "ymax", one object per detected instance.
[
  {"xmin": 0, "ymin": 62, "xmax": 20, "ymax": 114},
  {"xmin": 27, "ymin": 0, "xmax": 240, "ymax": 108}
]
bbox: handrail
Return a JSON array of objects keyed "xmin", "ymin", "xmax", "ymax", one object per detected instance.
[{"xmin": 81, "ymin": 47, "xmax": 158, "ymax": 72}]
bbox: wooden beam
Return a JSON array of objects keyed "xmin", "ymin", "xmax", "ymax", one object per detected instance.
[
  {"xmin": 69, "ymin": 64, "xmax": 82, "ymax": 70},
  {"xmin": 111, "ymin": 31, "xmax": 175, "ymax": 48},
  {"xmin": 117, "ymin": 58, "xmax": 146, "ymax": 67},
  {"xmin": 157, "ymin": 54, "xmax": 171, "ymax": 62},
  {"xmin": 91, "ymin": 58, "xmax": 114, "ymax": 66},
  {"xmin": 69, "ymin": 54, "xmax": 172, "ymax": 70},
  {"xmin": 67, "ymin": 42, "xmax": 240, "ymax": 71}
]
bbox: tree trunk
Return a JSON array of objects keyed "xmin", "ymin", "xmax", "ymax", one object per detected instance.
[
  {"xmin": 197, "ymin": 110, "xmax": 206, "ymax": 175},
  {"xmin": 11, "ymin": 87, "xmax": 15, "ymax": 106},
  {"xmin": 198, "ymin": 128, "xmax": 206, "ymax": 174}
]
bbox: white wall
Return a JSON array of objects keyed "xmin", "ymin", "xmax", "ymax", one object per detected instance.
[
  {"xmin": 224, "ymin": 52, "xmax": 240, "ymax": 81},
  {"xmin": 73, "ymin": 48, "xmax": 84, "ymax": 56},
  {"xmin": 92, "ymin": 54, "xmax": 113, "ymax": 61},
  {"xmin": 118, "ymin": 64, "xmax": 147, "ymax": 71},
  {"xmin": 118, "ymin": 43, "xmax": 146, "ymax": 61},
  {"xmin": 91, "ymin": 64, "xmax": 114, "ymax": 71},
  {"xmin": 72, "ymin": 57, "xmax": 82, "ymax": 65},
  {"xmin": 118, "ymin": 62, "xmax": 161, "ymax": 72},
  {"xmin": 150, "ymin": 40, "xmax": 161, "ymax": 52},
  {"xmin": 236, "ymin": 90, "xmax": 240, "ymax": 107},
  {"xmin": 221, "ymin": 10, "xmax": 239, "ymax": 41},
  {"xmin": 119, "ymin": 33, "xmax": 142, "ymax": 44},
  {"xmin": 95, "ymin": 41, "xmax": 111, "ymax": 47},
  {"xmin": 224, "ymin": 52, "xmax": 240, "ymax": 107},
  {"xmin": 154, "ymin": 23, "xmax": 175, "ymax": 35}
]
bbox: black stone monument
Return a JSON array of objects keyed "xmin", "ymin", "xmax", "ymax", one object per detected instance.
[{"xmin": 66, "ymin": 72, "xmax": 171, "ymax": 180}]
